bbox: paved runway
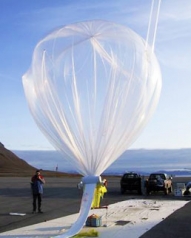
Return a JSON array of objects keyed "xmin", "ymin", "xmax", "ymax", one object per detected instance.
[
  {"xmin": 0, "ymin": 176, "xmax": 191, "ymax": 237},
  {"xmin": 0, "ymin": 176, "xmax": 127, "ymax": 233}
]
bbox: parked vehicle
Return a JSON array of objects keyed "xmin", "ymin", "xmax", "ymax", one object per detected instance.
[
  {"xmin": 146, "ymin": 173, "xmax": 172, "ymax": 195},
  {"xmin": 120, "ymin": 172, "xmax": 142, "ymax": 194},
  {"xmin": 184, "ymin": 181, "xmax": 191, "ymax": 195}
]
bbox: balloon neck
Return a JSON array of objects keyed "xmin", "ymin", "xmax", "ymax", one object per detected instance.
[{"xmin": 82, "ymin": 175, "xmax": 101, "ymax": 184}]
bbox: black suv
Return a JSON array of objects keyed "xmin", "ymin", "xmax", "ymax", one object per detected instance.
[
  {"xmin": 145, "ymin": 173, "xmax": 173, "ymax": 195},
  {"xmin": 120, "ymin": 172, "xmax": 142, "ymax": 194}
]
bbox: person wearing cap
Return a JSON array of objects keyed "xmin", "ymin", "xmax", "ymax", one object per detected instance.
[{"xmin": 31, "ymin": 170, "xmax": 45, "ymax": 213}]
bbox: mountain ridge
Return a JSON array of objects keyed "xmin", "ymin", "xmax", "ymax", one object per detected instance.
[{"xmin": 0, "ymin": 142, "xmax": 79, "ymax": 177}]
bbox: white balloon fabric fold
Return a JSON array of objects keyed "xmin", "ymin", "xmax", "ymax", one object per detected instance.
[
  {"xmin": 54, "ymin": 181, "xmax": 96, "ymax": 238},
  {"xmin": 22, "ymin": 20, "xmax": 162, "ymax": 177}
]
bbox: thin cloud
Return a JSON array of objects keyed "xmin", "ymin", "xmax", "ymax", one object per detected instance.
[{"xmin": 17, "ymin": 1, "xmax": 151, "ymax": 36}]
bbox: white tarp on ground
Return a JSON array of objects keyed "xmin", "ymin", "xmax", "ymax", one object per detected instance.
[{"xmin": 0, "ymin": 199, "xmax": 188, "ymax": 238}]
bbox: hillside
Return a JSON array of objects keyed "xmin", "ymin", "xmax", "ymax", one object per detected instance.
[
  {"xmin": 0, "ymin": 142, "xmax": 37, "ymax": 176},
  {"xmin": 0, "ymin": 142, "xmax": 78, "ymax": 177}
]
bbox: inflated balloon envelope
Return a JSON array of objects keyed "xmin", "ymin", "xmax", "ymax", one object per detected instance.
[{"xmin": 22, "ymin": 20, "xmax": 162, "ymax": 237}]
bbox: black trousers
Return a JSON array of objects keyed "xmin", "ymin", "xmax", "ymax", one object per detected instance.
[{"xmin": 32, "ymin": 193, "xmax": 42, "ymax": 211}]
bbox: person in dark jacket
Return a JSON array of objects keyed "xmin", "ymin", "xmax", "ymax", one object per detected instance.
[{"xmin": 31, "ymin": 170, "xmax": 45, "ymax": 213}]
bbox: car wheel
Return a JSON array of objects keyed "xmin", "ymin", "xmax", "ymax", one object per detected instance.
[
  {"xmin": 146, "ymin": 189, "xmax": 150, "ymax": 195},
  {"xmin": 138, "ymin": 189, "xmax": 142, "ymax": 195}
]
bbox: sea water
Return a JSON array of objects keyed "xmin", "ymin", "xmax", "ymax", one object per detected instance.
[{"xmin": 13, "ymin": 149, "xmax": 191, "ymax": 176}]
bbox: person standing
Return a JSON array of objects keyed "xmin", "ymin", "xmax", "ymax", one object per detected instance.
[
  {"xmin": 31, "ymin": 170, "xmax": 45, "ymax": 213},
  {"xmin": 91, "ymin": 178, "xmax": 107, "ymax": 208}
]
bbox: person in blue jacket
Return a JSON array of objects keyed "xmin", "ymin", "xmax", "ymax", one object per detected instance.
[{"xmin": 31, "ymin": 170, "xmax": 45, "ymax": 213}]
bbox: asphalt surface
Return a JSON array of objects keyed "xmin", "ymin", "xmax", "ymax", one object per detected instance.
[
  {"xmin": 0, "ymin": 176, "xmax": 191, "ymax": 237},
  {"xmin": 140, "ymin": 201, "xmax": 191, "ymax": 238}
]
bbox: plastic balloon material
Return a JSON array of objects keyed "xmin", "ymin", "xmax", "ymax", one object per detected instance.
[
  {"xmin": 23, "ymin": 20, "xmax": 162, "ymax": 177},
  {"xmin": 22, "ymin": 20, "xmax": 162, "ymax": 237},
  {"xmin": 53, "ymin": 182, "xmax": 97, "ymax": 238}
]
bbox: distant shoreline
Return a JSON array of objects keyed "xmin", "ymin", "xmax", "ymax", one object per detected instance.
[
  {"xmin": 1, "ymin": 170, "xmax": 191, "ymax": 178},
  {"xmin": 13, "ymin": 149, "xmax": 191, "ymax": 177}
]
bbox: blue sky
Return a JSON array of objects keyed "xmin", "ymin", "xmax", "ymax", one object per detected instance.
[{"xmin": 0, "ymin": 0, "xmax": 191, "ymax": 150}]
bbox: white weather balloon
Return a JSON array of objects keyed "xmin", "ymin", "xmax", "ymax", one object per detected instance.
[
  {"xmin": 22, "ymin": 20, "xmax": 162, "ymax": 237},
  {"xmin": 23, "ymin": 20, "xmax": 161, "ymax": 176}
]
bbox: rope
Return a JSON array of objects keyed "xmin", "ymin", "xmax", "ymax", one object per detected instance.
[{"xmin": 145, "ymin": 0, "xmax": 162, "ymax": 52}]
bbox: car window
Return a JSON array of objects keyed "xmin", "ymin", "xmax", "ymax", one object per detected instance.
[
  {"xmin": 160, "ymin": 174, "xmax": 165, "ymax": 179},
  {"xmin": 150, "ymin": 174, "xmax": 156, "ymax": 179},
  {"xmin": 149, "ymin": 174, "xmax": 166, "ymax": 180},
  {"xmin": 123, "ymin": 174, "xmax": 138, "ymax": 179}
]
